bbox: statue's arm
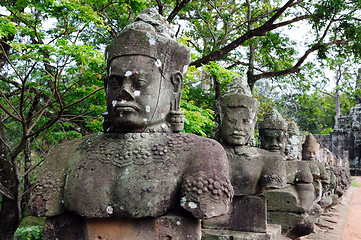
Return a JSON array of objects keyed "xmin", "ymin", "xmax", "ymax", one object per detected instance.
[
  {"xmin": 261, "ymin": 154, "xmax": 287, "ymax": 190},
  {"xmin": 29, "ymin": 138, "xmax": 83, "ymax": 217},
  {"xmin": 180, "ymin": 137, "xmax": 233, "ymax": 219}
]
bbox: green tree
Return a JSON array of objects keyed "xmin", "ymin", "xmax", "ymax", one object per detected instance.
[{"xmin": 154, "ymin": 0, "xmax": 361, "ymax": 93}]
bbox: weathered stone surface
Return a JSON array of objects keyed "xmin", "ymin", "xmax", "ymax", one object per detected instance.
[
  {"xmin": 259, "ymin": 111, "xmax": 316, "ymax": 239},
  {"xmin": 264, "ymin": 184, "xmax": 314, "ymax": 213},
  {"xmin": 43, "ymin": 212, "xmax": 201, "ymax": 240},
  {"xmin": 285, "ymin": 161, "xmax": 313, "ymax": 184},
  {"xmin": 103, "ymin": 8, "xmax": 190, "ymax": 134},
  {"xmin": 202, "ymin": 224, "xmax": 282, "ymax": 240},
  {"xmin": 267, "ymin": 211, "xmax": 314, "ymax": 236},
  {"xmin": 306, "ymin": 161, "xmax": 329, "ymax": 182},
  {"xmin": 203, "ymin": 195, "xmax": 267, "ymax": 232},
  {"xmin": 30, "ymin": 133, "xmax": 232, "ymax": 219},
  {"xmin": 226, "ymin": 146, "xmax": 286, "ymax": 196},
  {"xmin": 42, "ymin": 213, "xmax": 86, "ymax": 240},
  {"xmin": 285, "ymin": 121, "xmax": 302, "ymax": 161}
]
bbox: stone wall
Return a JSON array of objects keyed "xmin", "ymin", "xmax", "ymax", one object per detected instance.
[{"xmin": 314, "ymin": 104, "xmax": 361, "ymax": 176}]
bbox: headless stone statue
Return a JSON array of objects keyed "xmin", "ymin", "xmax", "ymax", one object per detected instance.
[
  {"xmin": 202, "ymin": 79, "xmax": 286, "ymax": 240},
  {"xmin": 29, "ymin": 9, "xmax": 233, "ymax": 240},
  {"xmin": 259, "ymin": 110, "xmax": 315, "ymax": 239}
]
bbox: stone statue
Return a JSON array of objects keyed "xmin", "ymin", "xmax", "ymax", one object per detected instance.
[
  {"xmin": 29, "ymin": 9, "xmax": 233, "ymax": 240},
  {"xmin": 202, "ymin": 79, "xmax": 286, "ymax": 240},
  {"xmin": 259, "ymin": 108, "xmax": 315, "ymax": 239},
  {"xmin": 259, "ymin": 107, "xmax": 288, "ymax": 154},
  {"xmin": 302, "ymin": 134, "xmax": 330, "ymax": 204}
]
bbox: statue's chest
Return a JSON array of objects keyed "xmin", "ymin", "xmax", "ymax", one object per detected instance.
[
  {"xmin": 83, "ymin": 134, "xmax": 178, "ymax": 167},
  {"xmin": 69, "ymin": 134, "xmax": 187, "ymax": 190},
  {"xmin": 227, "ymin": 151, "xmax": 264, "ymax": 195},
  {"xmin": 63, "ymin": 133, "xmax": 192, "ymax": 217}
]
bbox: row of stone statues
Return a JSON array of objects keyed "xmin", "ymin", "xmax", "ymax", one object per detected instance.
[{"xmin": 28, "ymin": 8, "xmax": 351, "ymax": 240}]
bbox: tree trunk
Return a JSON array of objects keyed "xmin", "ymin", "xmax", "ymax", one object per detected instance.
[
  {"xmin": 356, "ymin": 68, "xmax": 361, "ymax": 104},
  {"xmin": 0, "ymin": 119, "xmax": 21, "ymax": 240},
  {"xmin": 214, "ymin": 75, "xmax": 221, "ymax": 100},
  {"xmin": 23, "ymin": 138, "xmax": 31, "ymax": 195},
  {"xmin": 247, "ymin": 42, "xmax": 256, "ymax": 90},
  {"xmin": 246, "ymin": 0, "xmax": 256, "ymax": 91},
  {"xmin": 334, "ymin": 66, "xmax": 341, "ymax": 128}
]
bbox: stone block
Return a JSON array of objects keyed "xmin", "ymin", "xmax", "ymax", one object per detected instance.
[
  {"xmin": 264, "ymin": 184, "xmax": 314, "ymax": 213},
  {"xmin": 264, "ymin": 186, "xmax": 303, "ymax": 213},
  {"xmin": 43, "ymin": 212, "xmax": 201, "ymax": 240},
  {"xmin": 203, "ymin": 195, "xmax": 266, "ymax": 232},
  {"xmin": 267, "ymin": 211, "xmax": 314, "ymax": 237},
  {"xmin": 202, "ymin": 224, "xmax": 282, "ymax": 240}
]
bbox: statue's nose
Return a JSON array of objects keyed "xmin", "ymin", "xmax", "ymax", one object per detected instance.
[
  {"xmin": 117, "ymin": 83, "xmax": 134, "ymax": 101},
  {"xmin": 234, "ymin": 119, "xmax": 243, "ymax": 131},
  {"xmin": 270, "ymin": 137, "xmax": 279, "ymax": 146}
]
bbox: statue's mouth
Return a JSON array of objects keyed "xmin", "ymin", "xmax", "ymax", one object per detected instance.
[
  {"xmin": 231, "ymin": 133, "xmax": 246, "ymax": 138},
  {"xmin": 115, "ymin": 104, "xmax": 139, "ymax": 112},
  {"xmin": 268, "ymin": 146, "xmax": 281, "ymax": 152}
]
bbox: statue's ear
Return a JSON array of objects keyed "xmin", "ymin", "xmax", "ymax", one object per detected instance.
[
  {"xmin": 104, "ymin": 76, "xmax": 108, "ymax": 90},
  {"xmin": 171, "ymin": 71, "xmax": 183, "ymax": 93}
]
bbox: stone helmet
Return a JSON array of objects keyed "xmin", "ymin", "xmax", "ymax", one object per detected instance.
[
  {"xmin": 302, "ymin": 133, "xmax": 320, "ymax": 158},
  {"xmin": 105, "ymin": 8, "xmax": 190, "ymax": 84},
  {"xmin": 259, "ymin": 107, "xmax": 287, "ymax": 131}
]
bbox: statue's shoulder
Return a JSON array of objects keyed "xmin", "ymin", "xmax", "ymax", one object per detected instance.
[
  {"xmin": 183, "ymin": 133, "xmax": 225, "ymax": 148},
  {"xmin": 29, "ymin": 133, "xmax": 101, "ymax": 217},
  {"xmin": 256, "ymin": 148, "xmax": 284, "ymax": 162},
  {"xmin": 41, "ymin": 134, "xmax": 100, "ymax": 171},
  {"xmin": 233, "ymin": 146, "xmax": 283, "ymax": 161},
  {"xmin": 179, "ymin": 133, "xmax": 227, "ymax": 163}
]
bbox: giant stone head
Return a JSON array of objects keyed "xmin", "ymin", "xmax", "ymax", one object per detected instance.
[
  {"xmin": 259, "ymin": 107, "xmax": 287, "ymax": 153},
  {"xmin": 217, "ymin": 79, "xmax": 259, "ymax": 146},
  {"xmin": 104, "ymin": 8, "xmax": 190, "ymax": 133}
]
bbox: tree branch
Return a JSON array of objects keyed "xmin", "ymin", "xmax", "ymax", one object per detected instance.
[
  {"xmin": 190, "ymin": 0, "xmax": 305, "ymax": 68},
  {"xmin": 320, "ymin": 90, "xmax": 335, "ymax": 98},
  {"xmin": 156, "ymin": 0, "xmax": 164, "ymax": 15},
  {"xmin": 27, "ymin": 87, "xmax": 104, "ymax": 139},
  {"xmin": 250, "ymin": 39, "xmax": 347, "ymax": 84},
  {"xmin": 167, "ymin": 0, "xmax": 191, "ymax": 23}
]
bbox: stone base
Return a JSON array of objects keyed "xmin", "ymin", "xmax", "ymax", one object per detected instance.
[
  {"xmin": 201, "ymin": 224, "xmax": 282, "ymax": 240},
  {"xmin": 264, "ymin": 184, "xmax": 314, "ymax": 213},
  {"xmin": 43, "ymin": 212, "xmax": 201, "ymax": 240},
  {"xmin": 203, "ymin": 195, "xmax": 266, "ymax": 232},
  {"xmin": 267, "ymin": 211, "xmax": 314, "ymax": 239}
]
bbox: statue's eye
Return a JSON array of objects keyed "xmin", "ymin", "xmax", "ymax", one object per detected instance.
[
  {"xmin": 108, "ymin": 76, "xmax": 122, "ymax": 87},
  {"xmin": 227, "ymin": 117, "xmax": 237, "ymax": 123},
  {"xmin": 135, "ymin": 79, "xmax": 148, "ymax": 88}
]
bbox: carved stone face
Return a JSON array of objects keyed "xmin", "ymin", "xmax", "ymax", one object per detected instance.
[
  {"xmin": 220, "ymin": 106, "xmax": 255, "ymax": 146},
  {"xmin": 303, "ymin": 147, "xmax": 320, "ymax": 161},
  {"xmin": 260, "ymin": 129, "xmax": 286, "ymax": 153},
  {"xmin": 106, "ymin": 55, "xmax": 171, "ymax": 132}
]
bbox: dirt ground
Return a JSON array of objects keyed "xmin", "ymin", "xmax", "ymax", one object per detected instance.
[
  {"xmin": 342, "ymin": 177, "xmax": 361, "ymax": 240},
  {"xmin": 300, "ymin": 176, "xmax": 361, "ymax": 240}
]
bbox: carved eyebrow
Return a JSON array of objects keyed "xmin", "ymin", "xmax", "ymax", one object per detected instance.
[{"xmin": 108, "ymin": 73, "xmax": 123, "ymax": 78}]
